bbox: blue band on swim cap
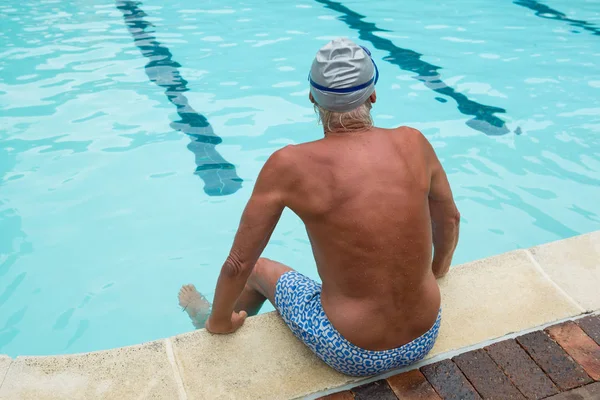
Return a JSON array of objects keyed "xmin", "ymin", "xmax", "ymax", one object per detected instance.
[
  {"xmin": 359, "ymin": 45, "xmax": 372, "ymax": 56},
  {"xmin": 309, "ymin": 46, "xmax": 379, "ymax": 94}
]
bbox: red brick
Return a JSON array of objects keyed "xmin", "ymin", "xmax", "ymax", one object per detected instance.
[
  {"xmin": 547, "ymin": 321, "xmax": 600, "ymax": 381},
  {"xmin": 318, "ymin": 390, "xmax": 355, "ymax": 400},
  {"xmin": 386, "ymin": 369, "xmax": 441, "ymax": 400},
  {"xmin": 543, "ymin": 381, "xmax": 600, "ymax": 399},
  {"xmin": 453, "ymin": 349, "xmax": 524, "ymax": 399},
  {"xmin": 351, "ymin": 380, "xmax": 397, "ymax": 400},
  {"xmin": 517, "ymin": 331, "xmax": 592, "ymax": 390},
  {"xmin": 577, "ymin": 314, "xmax": 600, "ymax": 346},
  {"xmin": 421, "ymin": 359, "xmax": 482, "ymax": 400},
  {"xmin": 485, "ymin": 339, "xmax": 559, "ymax": 399}
]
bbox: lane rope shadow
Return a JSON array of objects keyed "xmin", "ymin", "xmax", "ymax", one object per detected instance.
[
  {"xmin": 514, "ymin": 0, "xmax": 600, "ymax": 36},
  {"xmin": 314, "ymin": 0, "xmax": 510, "ymax": 136},
  {"xmin": 116, "ymin": 0, "xmax": 242, "ymax": 196}
]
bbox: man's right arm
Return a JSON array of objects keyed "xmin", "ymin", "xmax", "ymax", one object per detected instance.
[{"xmin": 422, "ymin": 135, "xmax": 460, "ymax": 278}]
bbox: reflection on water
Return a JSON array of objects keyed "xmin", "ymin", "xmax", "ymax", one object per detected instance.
[
  {"xmin": 116, "ymin": 0, "xmax": 243, "ymax": 196},
  {"xmin": 462, "ymin": 185, "xmax": 578, "ymax": 238},
  {"xmin": 514, "ymin": 0, "xmax": 600, "ymax": 36},
  {"xmin": 0, "ymin": 144, "xmax": 32, "ymax": 351}
]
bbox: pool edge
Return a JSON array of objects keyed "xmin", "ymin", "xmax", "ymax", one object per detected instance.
[{"xmin": 0, "ymin": 230, "xmax": 597, "ymax": 399}]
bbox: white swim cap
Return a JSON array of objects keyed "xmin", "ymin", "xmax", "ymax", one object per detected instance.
[{"xmin": 309, "ymin": 38, "xmax": 379, "ymax": 113}]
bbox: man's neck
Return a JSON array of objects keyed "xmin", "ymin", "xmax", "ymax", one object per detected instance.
[{"xmin": 324, "ymin": 126, "xmax": 373, "ymax": 137}]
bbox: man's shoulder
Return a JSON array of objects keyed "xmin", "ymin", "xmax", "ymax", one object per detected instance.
[
  {"xmin": 389, "ymin": 125, "xmax": 426, "ymax": 140},
  {"xmin": 380, "ymin": 126, "xmax": 428, "ymax": 151},
  {"xmin": 266, "ymin": 144, "xmax": 300, "ymax": 168},
  {"xmin": 261, "ymin": 145, "xmax": 305, "ymax": 181},
  {"xmin": 269, "ymin": 141, "xmax": 325, "ymax": 164},
  {"xmin": 260, "ymin": 144, "xmax": 316, "ymax": 197}
]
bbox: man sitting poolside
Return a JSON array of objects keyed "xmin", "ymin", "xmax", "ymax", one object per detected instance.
[{"xmin": 178, "ymin": 37, "xmax": 460, "ymax": 377}]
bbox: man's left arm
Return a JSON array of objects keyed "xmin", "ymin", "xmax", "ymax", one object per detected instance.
[{"xmin": 206, "ymin": 149, "xmax": 291, "ymax": 334}]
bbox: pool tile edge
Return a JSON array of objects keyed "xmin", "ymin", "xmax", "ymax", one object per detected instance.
[
  {"xmin": 0, "ymin": 340, "xmax": 180, "ymax": 400},
  {"xmin": 529, "ymin": 231, "xmax": 600, "ymax": 312},
  {"xmin": 164, "ymin": 338, "xmax": 188, "ymax": 400},
  {"xmin": 430, "ymin": 248, "xmax": 582, "ymax": 356},
  {"xmin": 0, "ymin": 356, "xmax": 12, "ymax": 394},
  {"xmin": 170, "ymin": 312, "xmax": 358, "ymax": 400}
]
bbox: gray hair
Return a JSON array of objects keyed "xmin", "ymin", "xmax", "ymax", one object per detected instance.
[{"xmin": 315, "ymin": 99, "xmax": 373, "ymax": 133}]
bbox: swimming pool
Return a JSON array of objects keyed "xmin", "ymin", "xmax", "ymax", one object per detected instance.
[{"xmin": 1, "ymin": 0, "xmax": 599, "ymax": 357}]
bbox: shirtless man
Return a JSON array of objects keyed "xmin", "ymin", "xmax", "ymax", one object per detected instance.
[{"xmin": 178, "ymin": 38, "xmax": 460, "ymax": 377}]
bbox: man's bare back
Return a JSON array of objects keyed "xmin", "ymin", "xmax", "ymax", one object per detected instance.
[
  {"xmin": 270, "ymin": 126, "xmax": 457, "ymax": 350},
  {"xmin": 179, "ymin": 38, "xmax": 460, "ymax": 376}
]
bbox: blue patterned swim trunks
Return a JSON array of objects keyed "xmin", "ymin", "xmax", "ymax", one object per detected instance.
[{"xmin": 274, "ymin": 271, "xmax": 441, "ymax": 377}]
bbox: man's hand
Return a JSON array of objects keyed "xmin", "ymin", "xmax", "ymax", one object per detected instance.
[
  {"xmin": 434, "ymin": 267, "xmax": 449, "ymax": 279},
  {"xmin": 205, "ymin": 311, "xmax": 248, "ymax": 334}
]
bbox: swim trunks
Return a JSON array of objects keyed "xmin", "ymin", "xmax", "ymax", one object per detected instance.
[{"xmin": 274, "ymin": 271, "xmax": 441, "ymax": 377}]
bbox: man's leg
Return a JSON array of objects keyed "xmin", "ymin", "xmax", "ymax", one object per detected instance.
[
  {"xmin": 178, "ymin": 258, "xmax": 294, "ymax": 327},
  {"xmin": 234, "ymin": 257, "xmax": 294, "ymax": 316},
  {"xmin": 178, "ymin": 284, "xmax": 212, "ymax": 328}
]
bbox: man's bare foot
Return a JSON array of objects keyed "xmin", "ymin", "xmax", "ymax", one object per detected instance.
[{"xmin": 178, "ymin": 284, "xmax": 211, "ymax": 329}]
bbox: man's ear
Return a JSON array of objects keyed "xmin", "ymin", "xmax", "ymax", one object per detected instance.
[
  {"xmin": 309, "ymin": 92, "xmax": 316, "ymax": 104},
  {"xmin": 370, "ymin": 91, "xmax": 377, "ymax": 104}
]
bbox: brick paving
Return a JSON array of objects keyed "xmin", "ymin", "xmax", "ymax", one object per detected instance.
[
  {"xmin": 453, "ymin": 349, "xmax": 525, "ymax": 399},
  {"xmin": 318, "ymin": 314, "xmax": 600, "ymax": 400},
  {"xmin": 387, "ymin": 369, "xmax": 441, "ymax": 399},
  {"xmin": 546, "ymin": 322, "xmax": 600, "ymax": 381},
  {"xmin": 577, "ymin": 315, "xmax": 600, "ymax": 346},
  {"xmin": 485, "ymin": 339, "xmax": 559, "ymax": 399},
  {"xmin": 421, "ymin": 360, "xmax": 481, "ymax": 400},
  {"xmin": 517, "ymin": 331, "xmax": 592, "ymax": 391}
]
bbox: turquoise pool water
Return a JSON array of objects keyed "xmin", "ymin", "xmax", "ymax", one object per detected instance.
[{"xmin": 1, "ymin": 0, "xmax": 599, "ymax": 356}]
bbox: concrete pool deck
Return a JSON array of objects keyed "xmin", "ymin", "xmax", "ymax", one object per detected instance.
[{"xmin": 0, "ymin": 231, "xmax": 598, "ymax": 399}]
